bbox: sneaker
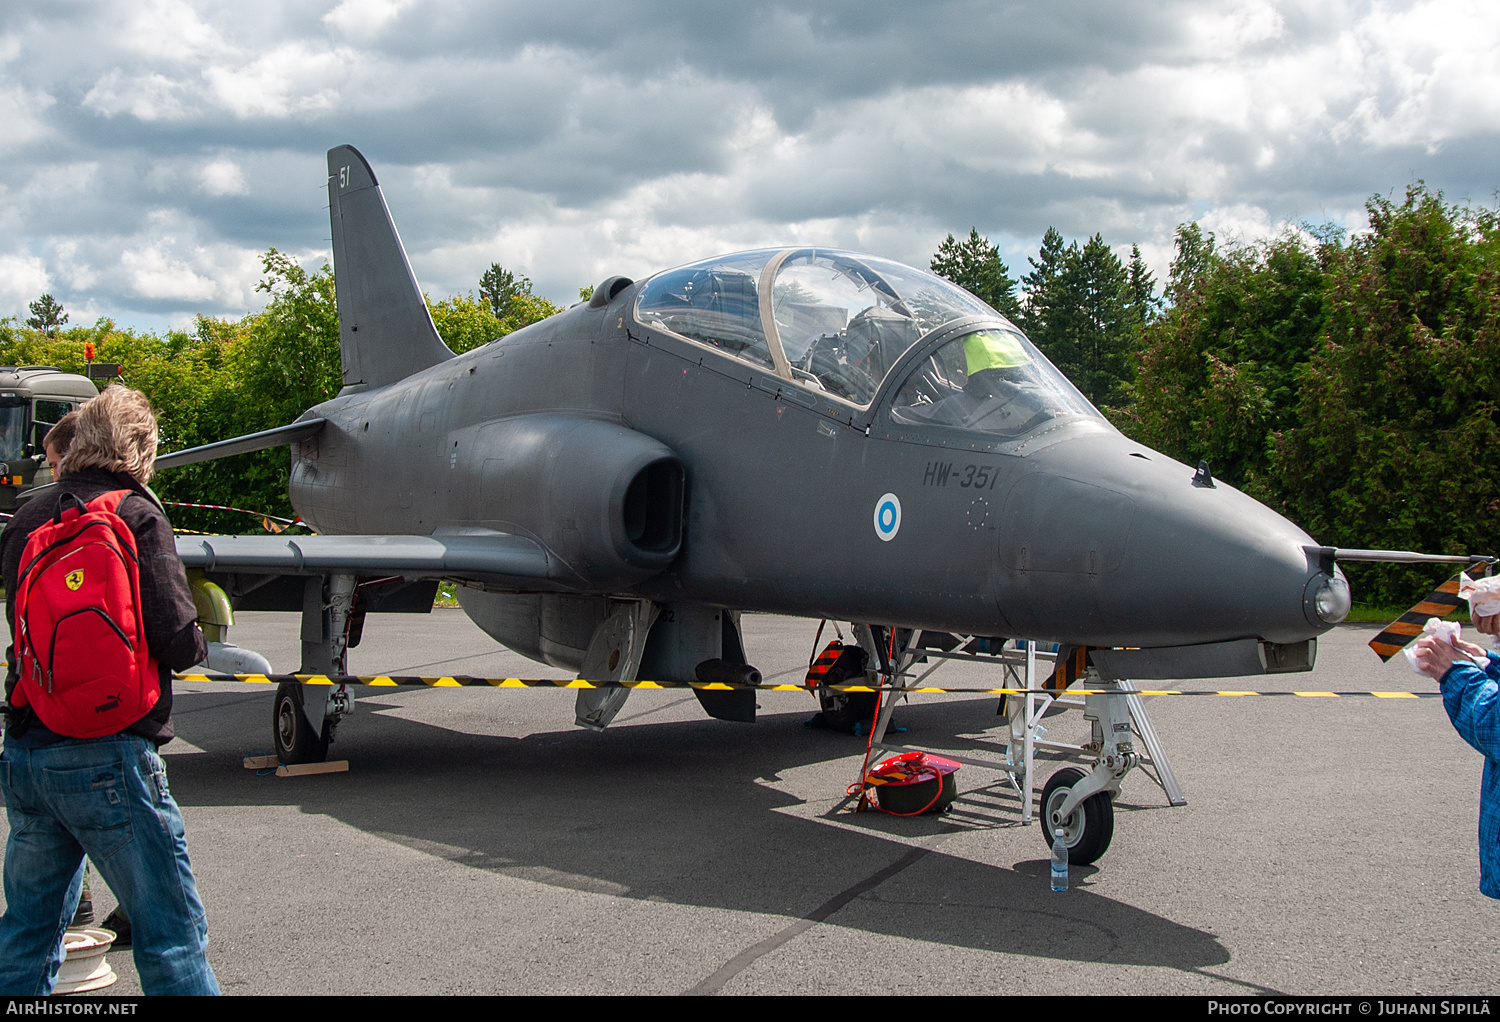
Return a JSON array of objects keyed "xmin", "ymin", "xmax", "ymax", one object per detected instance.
[{"xmin": 99, "ymin": 907, "xmax": 131, "ymax": 949}]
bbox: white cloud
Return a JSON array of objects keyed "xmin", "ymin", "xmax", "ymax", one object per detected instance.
[
  {"xmin": 1, "ymin": 0, "xmax": 1497, "ymax": 330},
  {"xmin": 1343, "ymin": 0, "xmax": 1500, "ymax": 147},
  {"xmin": 1184, "ymin": 0, "xmax": 1287, "ymax": 54},
  {"xmin": 83, "ymin": 70, "xmax": 195, "ymax": 121},
  {"xmin": 50, "ymin": 241, "xmax": 96, "ymax": 293},
  {"xmin": 323, "ymin": 0, "xmax": 416, "ymax": 41},
  {"xmin": 1197, "ymin": 203, "xmax": 1279, "ymax": 248},
  {"xmin": 203, "ymin": 44, "xmax": 351, "ymax": 119},
  {"xmin": 0, "ymin": 85, "xmax": 55, "ymax": 153},
  {"xmin": 198, "ymin": 159, "xmax": 248, "ymax": 196},
  {"xmin": 0, "ymin": 255, "xmax": 50, "ymax": 316},
  {"xmin": 115, "ymin": 0, "xmax": 230, "ymax": 63},
  {"xmin": 120, "ymin": 243, "xmax": 218, "ymax": 302}
]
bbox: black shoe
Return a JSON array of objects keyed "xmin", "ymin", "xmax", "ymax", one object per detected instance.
[
  {"xmin": 70, "ymin": 897, "xmax": 94, "ymax": 929},
  {"xmin": 99, "ymin": 907, "xmax": 131, "ymax": 949}
]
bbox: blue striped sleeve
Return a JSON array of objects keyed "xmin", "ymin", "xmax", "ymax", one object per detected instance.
[{"xmin": 1441, "ymin": 658, "xmax": 1500, "ymax": 760}]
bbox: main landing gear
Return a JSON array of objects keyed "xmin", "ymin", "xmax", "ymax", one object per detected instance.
[{"xmin": 273, "ymin": 573, "xmax": 359, "ymax": 764}]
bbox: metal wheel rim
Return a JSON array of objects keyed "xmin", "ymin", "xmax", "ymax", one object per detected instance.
[
  {"xmin": 1044, "ymin": 786, "xmax": 1084, "ymax": 846},
  {"xmin": 276, "ymin": 698, "xmax": 297, "ymax": 750}
]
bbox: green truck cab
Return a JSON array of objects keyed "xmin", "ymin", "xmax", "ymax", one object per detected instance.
[{"xmin": 0, "ymin": 367, "xmax": 101, "ymax": 511}]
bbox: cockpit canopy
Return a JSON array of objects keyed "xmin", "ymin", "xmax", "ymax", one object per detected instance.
[{"xmin": 634, "ymin": 247, "xmax": 1104, "ymax": 438}]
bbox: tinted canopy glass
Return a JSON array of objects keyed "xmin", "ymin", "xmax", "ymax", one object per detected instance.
[
  {"xmin": 633, "ymin": 250, "xmax": 780, "ymax": 371},
  {"xmin": 635, "ymin": 248, "xmax": 999, "ymax": 406},
  {"xmin": 890, "ymin": 328, "xmax": 1103, "ymax": 439}
]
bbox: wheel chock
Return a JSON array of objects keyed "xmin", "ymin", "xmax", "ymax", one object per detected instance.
[
  {"xmin": 274, "ymin": 760, "xmax": 349, "ymax": 777},
  {"xmin": 242, "ymin": 754, "xmax": 349, "ymax": 776}
]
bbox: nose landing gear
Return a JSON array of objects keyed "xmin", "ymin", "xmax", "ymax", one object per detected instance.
[{"xmin": 846, "ymin": 629, "xmax": 1185, "ymax": 865}]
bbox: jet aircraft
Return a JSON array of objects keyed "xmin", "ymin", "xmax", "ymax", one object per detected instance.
[{"xmin": 160, "ymin": 145, "xmax": 1376, "ymax": 863}]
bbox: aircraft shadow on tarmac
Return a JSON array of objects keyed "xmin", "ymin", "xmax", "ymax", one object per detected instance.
[{"xmin": 166, "ymin": 687, "xmax": 1228, "ymax": 969}]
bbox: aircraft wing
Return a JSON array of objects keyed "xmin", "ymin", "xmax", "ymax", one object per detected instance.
[{"xmin": 175, "ymin": 532, "xmax": 558, "ymax": 586}]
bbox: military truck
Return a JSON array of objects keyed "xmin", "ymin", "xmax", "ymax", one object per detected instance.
[{"xmin": 0, "ymin": 366, "xmax": 101, "ymax": 511}]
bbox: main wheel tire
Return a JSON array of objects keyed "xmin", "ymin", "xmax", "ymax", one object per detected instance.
[
  {"xmin": 1039, "ymin": 766, "xmax": 1114, "ymax": 865},
  {"xmin": 817, "ymin": 686, "xmax": 879, "ymax": 733},
  {"xmin": 273, "ymin": 682, "xmax": 330, "ymax": 764}
]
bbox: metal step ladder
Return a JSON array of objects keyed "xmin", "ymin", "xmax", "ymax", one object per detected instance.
[{"xmin": 861, "ymin": 630, "xmax": 1186, "ymax": 819}]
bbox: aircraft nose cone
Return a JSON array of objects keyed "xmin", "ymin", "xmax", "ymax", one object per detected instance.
[{"xmin": 997, "ymin": 435, "xmax": 1333, "ymax": 647}]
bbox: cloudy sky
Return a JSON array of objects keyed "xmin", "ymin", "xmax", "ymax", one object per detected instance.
[{"xmin": 3, "ymin": 0, "xmax": 1497, "ymax": 332}]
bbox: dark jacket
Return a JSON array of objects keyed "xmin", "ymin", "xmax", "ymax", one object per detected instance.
[{"xmin": 3, "ymin": 467, "xmax": 205, "ymax": 745}]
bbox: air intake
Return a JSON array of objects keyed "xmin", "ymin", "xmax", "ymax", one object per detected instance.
[{"xmin": 623, "ymin": 458, "xmax": 684, "ymax": 554}]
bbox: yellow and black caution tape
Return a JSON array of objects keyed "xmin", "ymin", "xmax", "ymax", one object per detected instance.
[
  {"xmin": 172, "ymin": 672, "xmax": 1444, "ymax": 698},
  {"xmin": 1370, "ymin": 572, "xmax": 1466, "ymax": 662}
]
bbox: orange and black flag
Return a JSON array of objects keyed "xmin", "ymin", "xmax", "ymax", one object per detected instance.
[
  {"xmin": 1048, "ymin": 645, "xmax": 1093, "ymax": 691},
  {"xmin": 1368, "ymin": 572, "xmax": 1466, "ymax": 662},
  {"xmin": 806, "ymin": 640, "xmax": 845, "ymax": 689}
]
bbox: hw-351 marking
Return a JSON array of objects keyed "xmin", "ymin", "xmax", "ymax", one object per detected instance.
[{"xmin": 922, "ymin": 461, "xmax": 1001, "ymax": 489}]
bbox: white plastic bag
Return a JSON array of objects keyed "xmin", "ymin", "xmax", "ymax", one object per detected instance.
[
  {"xmin": 1404, "ymin": 615, "xmax": 1487, "ymax": 674},
  {"xmin": 1458, "ymin": 571, "xmax": 1500, "ymax": 618}
]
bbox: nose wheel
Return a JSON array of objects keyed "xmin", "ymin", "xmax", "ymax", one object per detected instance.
[
  {"xmin": 817, "ymin": 686, "xmax": 878, "ymax": 733},
  {"xmin": 1040, "ymin": 766, "xmax": 1114, "ymax": 865}
]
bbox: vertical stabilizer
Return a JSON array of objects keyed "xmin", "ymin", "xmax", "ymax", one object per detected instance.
[{"xmin": 327, "ymin": 145, "xmax": 454, "ymax": 394}]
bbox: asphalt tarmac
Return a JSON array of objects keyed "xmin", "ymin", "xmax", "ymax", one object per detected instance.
[{"xmin": 4, "ymin": 611, "xmax": 1498, "ymax": 996}]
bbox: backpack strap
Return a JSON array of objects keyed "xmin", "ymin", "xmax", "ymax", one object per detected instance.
[
  {"xmin": 86, "ymin": 490, "xmax": 133, "ymax": 516},
  {"xmin": 52, "ymin": 492, "xmax": 88, "ymax": 525}
]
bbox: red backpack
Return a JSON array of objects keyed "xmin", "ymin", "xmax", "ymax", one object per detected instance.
[{"xmin": 11, "ymin": 490, "xmax": 160, "ymax": 737}]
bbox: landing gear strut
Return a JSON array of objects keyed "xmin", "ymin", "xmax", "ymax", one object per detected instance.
[{"xmin": 273, "ymin": 573, "xmax": 358, "ymax": 764}]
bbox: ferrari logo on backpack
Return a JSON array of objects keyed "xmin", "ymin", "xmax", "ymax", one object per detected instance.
[{"xmin": 65, "ymin": 570, "xmax": 84, "ymax": 590}]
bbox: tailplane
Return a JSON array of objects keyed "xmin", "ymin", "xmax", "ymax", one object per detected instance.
[{"xmin": 327, "ymin": 145, "xmax": 454, "ymax": 394}]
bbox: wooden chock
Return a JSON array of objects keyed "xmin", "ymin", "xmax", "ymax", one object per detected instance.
[{"xmin": 275, "ymin": 760, "xmax": 350, "ymax": 777}]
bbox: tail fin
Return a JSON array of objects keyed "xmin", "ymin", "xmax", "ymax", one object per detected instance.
[{"xmin": 327, "ymin": 145, "xmax": 454, "ymax": 394}]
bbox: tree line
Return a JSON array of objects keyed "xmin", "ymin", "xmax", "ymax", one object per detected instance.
[{"xmin": 6, "ymin": 184, "xmax": 1495, "ymax": 607}]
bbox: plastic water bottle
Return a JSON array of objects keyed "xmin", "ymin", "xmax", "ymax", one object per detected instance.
[{"xmin": 1050, "ymin": 828, "xmax": 1069, "ymax": 892}]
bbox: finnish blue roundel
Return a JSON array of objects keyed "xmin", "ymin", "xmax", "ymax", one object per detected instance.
[{"xmin": 873, "ymin": 493, "xmax": 902, "ymax": 542}]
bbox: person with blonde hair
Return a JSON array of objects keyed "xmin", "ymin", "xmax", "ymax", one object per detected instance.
[{"xmin": 0, "ymin": 385, "xmax": 219, "ymax": 995}]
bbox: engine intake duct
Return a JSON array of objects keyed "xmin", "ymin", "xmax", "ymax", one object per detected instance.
[
  {"xmin": 463, "ymin": 414, "xmax": 686, "ymax": 588},
  {"xmin": 624, "ymin": 458, "xmax": 683, "ymax": 554}
]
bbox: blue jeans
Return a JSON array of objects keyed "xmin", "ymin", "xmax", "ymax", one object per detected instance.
[{"xmin": 0, "ymin": 734, "xmax": 219, "ymax": 995}]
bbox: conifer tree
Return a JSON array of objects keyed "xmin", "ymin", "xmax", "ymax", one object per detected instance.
[
  {"xmin": 1125, "ymin": 244, "xmax": 1159, "ymax": 329},
  {"xmin": 1020, "ymin": 227, "xmax": 1067, "ymax": 345},
  {"xmin": 479, "ymin": 264, "xmax": 533, "ymax": 320},
  {"xmin": 25, "ymin": 294, "xmax": 67, "ymax": 335},
  {"xmin": 929, "ymin": 228, "xmax": 1021, "ymax": 320}
]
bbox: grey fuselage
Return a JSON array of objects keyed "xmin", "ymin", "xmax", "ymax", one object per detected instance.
[{"xmin": 289, "ymin": 293, "xmax": 1332, "ymax": 654}]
